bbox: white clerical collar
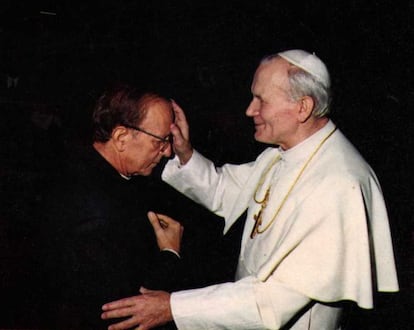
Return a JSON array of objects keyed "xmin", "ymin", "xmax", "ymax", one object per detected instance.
[{"xmin": 278, "ymin": 120, "xmax": 336, "ymax": 164}]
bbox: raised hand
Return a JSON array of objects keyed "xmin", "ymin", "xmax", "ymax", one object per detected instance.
[{"xmin": 170, "ymin": 100, "xmax": 193, "ymax": 165}]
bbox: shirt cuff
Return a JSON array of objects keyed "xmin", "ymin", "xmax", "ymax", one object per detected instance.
[
  {"xmin": 161, "ymin": 248, "xmax": 181, "ymax": 258},
  {"xmin": 170, "ymin": 277, "xmax": 263, "ymax": 329}
]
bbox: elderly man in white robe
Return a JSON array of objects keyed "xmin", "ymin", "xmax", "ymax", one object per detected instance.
[{"xmin": 101, "ymin": 49, "xmax": 399, "ymax": 330}]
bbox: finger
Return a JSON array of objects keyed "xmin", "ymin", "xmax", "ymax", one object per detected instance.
[
  {"xmin": 107, "ymin": 316, "xmax": 140, "ymax": 330},
  {"xmin": 171, "ymin": 102, "xmax": 189, "ymax": 139},
  {"xmin": 148, "ymin": 212, "xmax": 170, "ymax": 229},
  {"xmin": 154, "ymin": 213, "xmax": 176, "ymax": 225},
  {"xmin": 170, "ymin": 122, "xmax": 184, "ymax": 139},
  {"xmin": 102, "ymin": 296, "xmax": 139, "ymax": 311},
  {"xmin": 155, "ymin": 214, "xmax": 169, "ymax": 229},
  {"xmin": 101, "ymin": 306, "xmax": 135, "ymax": 319},
  {"xmin": 136, "ymin": 325, "xmax": 149, "ymax": 330},
  {"xmin": 171, "ymin": 100, "xmax": 187, "ymax": 121},
  {"xmin": 147, "ymin": 211, "xmax": 163, "ymax": 231},
  {"xmin": 139, "ymin": 286, "xmax": 152, "ymax": 294},
  {"xmin": 157, "ymin": 213, "xmax": 183, "ymax": 226},
  {"xmin": 156, "ymin": 214, "xmax": 184, "ymax": 236}
]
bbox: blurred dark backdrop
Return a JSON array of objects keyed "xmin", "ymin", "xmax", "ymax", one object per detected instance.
[{"xmin": 0, "ymin": 0, "xmax": 412, "ymax": 329}]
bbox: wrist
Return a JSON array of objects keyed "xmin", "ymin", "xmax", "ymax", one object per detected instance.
[{"xmin": 178, "ymin": 148, "xmax": 193, "ymax": 165}]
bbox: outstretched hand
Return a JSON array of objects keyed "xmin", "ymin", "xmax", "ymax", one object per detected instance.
[
  {"xmin": 101, "ymin": 287, "xmax": 172, "ymax": 330},
  {"xmin": 170, "ymin": 100, "xmax": 193, "ymax": 165},
  {"xmin": 147, "ymin": 211, "xmax": 183, "ymax": 254}
]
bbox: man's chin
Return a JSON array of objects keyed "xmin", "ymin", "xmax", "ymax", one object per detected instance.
[
  {"xmin": 254, "ymin": 132, "xmax": 274, "ymax": 145},
  {"xmin": 140, "ymin": 170, "xmax": 153, "ymax": 176},
  {"xmin": 254, "ymin": 131, "xmax": 265, "ymax": 143},
  {"xmin": 130, "ymin": 169, "xmax": 153, "ymax": 177},
  {"xmin": 143, "ymin": 164, "xmax": 159, "ymax": 176}
]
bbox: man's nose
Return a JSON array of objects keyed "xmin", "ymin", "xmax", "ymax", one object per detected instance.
[{"xmin": 245, "ymin": 100, "xmax": 258, "ymax": 117}]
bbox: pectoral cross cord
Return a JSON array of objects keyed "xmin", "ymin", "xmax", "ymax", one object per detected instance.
[
  {"xmin": 249, "ymin": 127, "xmax": 337, "ymax": 239},
  {"xmin": 250, "ymin": 188, "xmax": 270, "ymax": 238}
]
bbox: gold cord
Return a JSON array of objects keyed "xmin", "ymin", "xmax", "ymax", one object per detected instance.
[
  {"xmin": 253, "ymin": 155, "xmax": 282, "ymax": 203},
  {"xmin": 250, "ymin": 127, "xmax": 337, "ymax": 239}
]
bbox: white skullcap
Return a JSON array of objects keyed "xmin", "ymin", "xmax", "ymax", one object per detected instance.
[{"xmin": 277, "ymin": 49, "xmax": 330, "ymax": 88}]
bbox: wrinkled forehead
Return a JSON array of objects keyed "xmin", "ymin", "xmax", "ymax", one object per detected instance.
[
  {"xmin": 252, "ymin": 57, "xmax": 290, "ymax": 92},
  {"xmin": 140, "ymin": 97, "xmax": 174, "ymax": 128},
  {"xmin": 141, "ymin": 96, "xmax": 173, "ymax": 119}
]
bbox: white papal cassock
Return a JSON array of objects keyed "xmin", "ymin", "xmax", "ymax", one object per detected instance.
[{"xmin": 162, "ymin": 120, "xmax": 399, "ymax": 329}]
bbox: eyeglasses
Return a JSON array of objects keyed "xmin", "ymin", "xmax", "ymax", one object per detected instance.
[{"xmin": 124, "ymin": 124, "xmax": 171, "ymax": 152}]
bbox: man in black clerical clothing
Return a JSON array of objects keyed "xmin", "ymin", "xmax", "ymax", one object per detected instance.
[{"xmin": 36, "ymin": 85, "xmax": 183, "ymax": 329}]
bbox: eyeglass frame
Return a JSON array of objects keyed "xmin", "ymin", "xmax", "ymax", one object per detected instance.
[{"xmin": 123, "ymin": 124, "xmax": 172, "ymax": 151}]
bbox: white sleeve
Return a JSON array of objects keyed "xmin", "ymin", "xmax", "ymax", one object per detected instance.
[
  {"xmin": 162, "ymin": 150, "xmax": 254, "ymax": 218},
  {"xmin": 162, "ymin": 151, "xmax": 226, "ymax": 215},
  {"xmin": 170, "ymin": 276, "xmax": 310, "ymax": 330}
]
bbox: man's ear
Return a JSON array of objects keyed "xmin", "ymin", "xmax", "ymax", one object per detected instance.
[
  {"xmin": 297, "ymin": 96, "xmax": 315, "ymax": 123},
  {"xmin": 112, "ymin": 126, "xmax": 129, "ymax": 151}
]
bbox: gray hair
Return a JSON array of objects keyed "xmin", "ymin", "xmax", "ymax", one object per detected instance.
[
  {"xmin": 287, "ymin": 68, "xmax": 331, "ymax": 117},
  {"xmin": 261, "ymin": 54, "xmax": 331, "ymax": 117}
]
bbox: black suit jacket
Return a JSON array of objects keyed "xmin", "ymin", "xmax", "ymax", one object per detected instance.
[{"xmin": 36, "ymin": 146, "xmax": 180, "ymax": 329}]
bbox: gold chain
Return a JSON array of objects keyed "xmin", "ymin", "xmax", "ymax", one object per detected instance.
[
  {"xmin": 250, "ymin": 127, "xmax": 337, "ymax": 239},
  {"xmin": 253, "ymin": 155, "xmax": 282, "ymax": 203}
]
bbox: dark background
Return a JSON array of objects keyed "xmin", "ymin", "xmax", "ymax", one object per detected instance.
[{"xmin": 0, "ymin": 0, "xmax": 412, "ymax": 329}]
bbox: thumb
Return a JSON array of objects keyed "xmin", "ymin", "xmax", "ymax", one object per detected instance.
[
  {"xmin": 147, "ymin": 211, "xmax": 162, "ymax": 231},
  {"xmin": 139, "ymin": 286, "xmax": 151, "ymax": 295}
]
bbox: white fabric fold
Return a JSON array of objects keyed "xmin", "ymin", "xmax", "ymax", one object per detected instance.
[{"xmin": 162, "ymin": 120, "xmax": 398, "ymax": 328}]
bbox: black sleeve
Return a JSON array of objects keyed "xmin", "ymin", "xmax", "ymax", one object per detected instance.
[{"xmin": 142, "ymin": 250, "xmax": 183, "ymax": 292}]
